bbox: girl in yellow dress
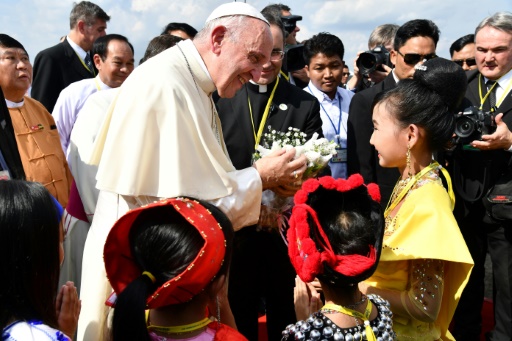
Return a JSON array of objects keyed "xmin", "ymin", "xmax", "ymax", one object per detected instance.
[{"xmin": 360, "ymin": 57, "xmax": 474, "ymax": 340}]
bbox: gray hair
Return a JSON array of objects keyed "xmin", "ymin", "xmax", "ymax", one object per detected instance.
[
  {"xmin": 475, "ymin": 11, "xmax": 512, "ymax": 36},
  {"xmin": 69, "ymin": 1, "xmax": 110, "ymax": 29},
  {"xmin": 368, "ymin": 24, "xmax": 400, "ymax": 49}
]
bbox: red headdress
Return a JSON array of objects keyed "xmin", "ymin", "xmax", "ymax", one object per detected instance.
[
  {"xmin": 104, "ymin": 197, "xmax": 226, "ymax": 309},
  {"xmin": 287, "ymin": 174, "xmax": 383, "ymax": 283}
]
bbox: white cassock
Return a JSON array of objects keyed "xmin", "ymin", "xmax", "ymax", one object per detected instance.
[
  {"xmin": 78, "ymin": 39, "xmax": 263, "ymax": 340},
  {"xmin": 59, "ymin": 89, "xmax": 120, "ymax": 294},
  {"xmin": 52, "ymin": 76, "xmax": 110, "ymax": 157}
]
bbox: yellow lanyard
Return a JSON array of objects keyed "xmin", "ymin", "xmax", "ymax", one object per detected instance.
[
  {"xmin": 146, "ymin": 314, "xmax": 211, "ymax": 335},
  {"xmin": 322, "ymin": 301, "xmax": 376, "ymax": 341},
  {"xmin": 478, "ymin": 73, "xmax": 512, "ymax": 110},
  {"xmin": 279, "ymin": 70, "xmax": 289, "ymax": 81},
  {"xmin": 74, "ymin": 51, "xmax": 95, "ymax": 76},
  {"xmin": 94, "ymin": 78, "xmax": 102, "ymax": 91},
  {"xmin": 248, "ymin": 77, "xmax": 280, "ymax": 150},
  {"xmin": 385, "ymin": 162, "xmax": 453, "ymax": 217}
]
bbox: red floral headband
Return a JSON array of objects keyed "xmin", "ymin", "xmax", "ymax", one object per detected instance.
[
  {"xmin": 104, "ymin": 197, "xmax": 226, "ymax": 309},
  {"xmin": 288, "ymin": 175, "xmax": 381, "ymax": 283}
]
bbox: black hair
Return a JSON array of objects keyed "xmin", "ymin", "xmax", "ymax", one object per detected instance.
[
  {"xmin": 161, "ymin": 22, "xmax": 198, "ymax": 38},
  {"xmin": 306, "ymin": 184, "xmax": 384, "ymax": 288},
  {"xmin": 303, "ymin": 32, "xmax": 344, "ymax": 66},
  {"xmin": 373, "ymin": 57, "xmax": 467, "ymax": 152},
  {"xmin": 393, "ymin": 19, "xmax": 440, "ymax": 51},
  {"xmin": 112, "ymin": 200, "xmax": 234, "ymax": 341},
  {"xmin": 0, "ymin": 34, "xmax": 28, "ymax": 55},
  {"xmin": 69, "ymin": 1, "xmax": 110, "ymax": 29},
  {"xmin": 261, "ymin": 7, "xmax": 286, "ymax": 41},
  {"xmin": 139, "ymin": 34, "xmax": 182, "ymax": 65},
  {"xmin": 449, "ymin": 34, "xmax": 475, "ymax": 57},
  {"xmin": 262, "ymin": 3, "xmax": 291, "ymax": 13},
  {"xmin": 0, "ymin": 180, "xmax": 61, "ymax": 330},
  {"xmin": 91, "ymin": 34, "xmax": 134, "ymax": 61}
]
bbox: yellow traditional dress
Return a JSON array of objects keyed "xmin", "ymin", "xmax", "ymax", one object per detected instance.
[{"xmin": 366, "ymin": 163, "xmax": 473, "ymax": 340}]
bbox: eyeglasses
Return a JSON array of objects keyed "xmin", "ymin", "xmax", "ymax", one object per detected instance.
[
  {"xmin": 397, "ymin": 51, "xmax": 437, "ymax": 65},
  {"xmin": 453, "ymin": 58, "xmax": 476, "ymax": 67},
  {"xmin": 270, "ymin": 50, "xmax": 285, "ymax": 61}
]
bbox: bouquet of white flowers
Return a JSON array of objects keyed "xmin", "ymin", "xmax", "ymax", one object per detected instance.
[{"xmin": 254, "ymin": 126, "xmax": 337, "ymax": 237}]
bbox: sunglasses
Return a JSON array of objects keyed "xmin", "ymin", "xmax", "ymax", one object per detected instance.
[
  {"xmin": 397, "ymin": 51, "xmax": 437, "ymax": 65},
  {"xmin": 453, "ymin": 58, "xmax": 476, "ymax": 67}
]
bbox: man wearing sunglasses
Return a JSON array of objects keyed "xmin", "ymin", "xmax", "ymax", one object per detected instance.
[
  {"xmin": 347, "ymin": 19, "xmax": 440, "ymax": 206},
  {"xmin": 451, "ymin": 12, "xmax": 512, "ymax": 341},
  {"xmin": 215, "ymin": 10, "xmax": 323, "ymax": 341},
  {"xmin": 450, "ymin": 34, "xmax": 477, "ymax": 71}
]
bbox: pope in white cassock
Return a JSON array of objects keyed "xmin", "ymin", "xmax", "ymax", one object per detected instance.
[{"xmin": 77, "ymin": 2, "xmax": 308, "ymax": 340}]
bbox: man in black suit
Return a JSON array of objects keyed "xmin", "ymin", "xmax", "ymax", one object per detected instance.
[
  {"xmin": 32, "ymin": 1, "xmax": 110, "ymax": 112},
  {"xmin": 450, "ymin": 12, "xmax": 512, "ymax": 341},
  {"xmin": 347, "ymin": 19, "xmax": 440, "ymax": 206},
  {"xmin": 215, "ymin": 11, "xmax": 322, "ymax": 341}
]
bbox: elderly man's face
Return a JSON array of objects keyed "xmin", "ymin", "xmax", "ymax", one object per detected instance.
[
  {"xmin": 95, "ymin": 39, "xmax": 135, "ymax": 88},
  {"xmin": 0, "ymin": 46, "xmax": 32, "ymax": 100},
  {"xmin": 475, "ymin": 26, "xmax": 512, "ymax": 81},
  {"xmin": 215, "ymin": 19, "xmax": 273, "ymax": 98}
]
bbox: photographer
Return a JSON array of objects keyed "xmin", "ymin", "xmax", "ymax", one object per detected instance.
[
  {"xmin": 451, "ymin": 12, "xmax": 512, "ymax": 341},
  {"xmin": 346, "ymin": 24, "xmax": 399, "ymax": 92}
]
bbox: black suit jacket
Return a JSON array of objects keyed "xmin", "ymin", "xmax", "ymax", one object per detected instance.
[
  {"xmin": 452, "ymin": 70, "xmax": 512, "ymax": 208},
  {"xmin": 216, "ymin": 79, "xmax": 323, "ymax": 170},
  {"xmin": 347, "ymin": 73, "xmax": 399, "ymax": 207},
  {"xmin": 32, "ymin": 39, "xmax": 95, "ymax": 112}
]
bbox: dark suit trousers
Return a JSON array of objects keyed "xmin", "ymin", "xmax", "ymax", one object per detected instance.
[{"xmin": 228, "ymin": 226, "xmax": 296, "ymax": 341}]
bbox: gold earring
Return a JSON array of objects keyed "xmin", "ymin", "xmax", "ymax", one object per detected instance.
[{"xmin": 406, "ymin": 144, "xmax": 413, "ymax": 178}]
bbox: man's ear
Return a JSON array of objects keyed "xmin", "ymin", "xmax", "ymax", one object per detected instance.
[
  {"xmin": 211, "ymin": 25, "xmax": 227, "ymax": 55},
  {"xmin": 93, "ymin": 54, "xmax": 102, "ymax": 69},
  {"xmin": 305, "ymin": 64, "xmax": 310, "ymax": 78},
  {"xmin": 77, "ymin": 20, "xmax": 86, "ymax": 34},
  {"xmin": 390, "ymin": 49, "xmax": 397, "ymax": 67}
]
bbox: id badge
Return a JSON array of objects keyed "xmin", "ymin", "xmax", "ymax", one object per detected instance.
[
  {"xmin": 331, "ymin": 147, "xmax": 347, "ymax": 163},
  {"xmin": 0, "ymin": 170, "xmax": 10, "ymax": 180}
]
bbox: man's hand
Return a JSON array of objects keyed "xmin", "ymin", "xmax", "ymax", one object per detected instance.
[
  {"xmin": 56, "ymin": 281, "xmax": 81, "ymax": 339},
  {"xmin": 368, "ymin": 64, "xmax": 392, "ymax": 84},
  {"xmin": 471, "ymin": 113, "xmax": 512, "ymax": 150},
  {"xmin": 346, "ymin": 51, "xmax": 364, "ymax": 91},
  {"xmin": 253, "ymin": 148, "xmax": 307, "ymax": 190}
]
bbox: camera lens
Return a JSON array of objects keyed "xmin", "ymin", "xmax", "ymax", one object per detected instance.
[
  {"xmin": 455, "ymin": 117, "xmax": 475, "ymax": 138},
  {"xmin": 357, "ymin": 52, "xmax": 377, "ymax": 75}
]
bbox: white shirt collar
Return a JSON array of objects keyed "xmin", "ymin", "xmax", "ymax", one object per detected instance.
[
  {"xmin": 5, "ymin": 98, "xmax": 24, "ymax": 108},
  {"xmin": 66, "ymin": 36, "xmax": 88, "ymax": 61},
  {"xmin": 484, "ymin": 68, "xmax": 512, "ymax": 89},
  {"xmin": 306, "ymin": 81, "xmax": 341, "ymax": 103},
  {"xmin": 392, "ymin": 69, "xmax": 400, "ymax": 84},
  {"xmin": 95, "ymin": 75, "xmax": 111, "ymax": 90},
  {"xmin": 183, "ymin": 39, "xmax": 212, "ymax": 81}
]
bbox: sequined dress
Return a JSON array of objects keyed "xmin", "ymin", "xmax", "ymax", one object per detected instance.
[
  {"xmin": 281, "ymin": 294, "xmax": 395, "ymax": 340},
  {"xmin": 2, "ymin": 320, "xmax": 70, "ymax": 341},
  {"xmin": 365, "ymin": 167, "xmax": 473, "ymax": 340}
]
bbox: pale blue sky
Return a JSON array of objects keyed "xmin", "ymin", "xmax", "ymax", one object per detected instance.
[{"xmin": 1, "ymin": 0, "xmax": 511, "ymax": 70}]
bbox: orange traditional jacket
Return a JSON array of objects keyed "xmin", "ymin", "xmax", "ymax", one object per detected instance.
[{"xmin": 8, "ymin": 96, "xmax": 73, "ymax": 207}]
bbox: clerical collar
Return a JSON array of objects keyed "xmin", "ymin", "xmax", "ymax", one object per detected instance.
[
  {"xmin": 249, "ymin": 80, "xmax": 268, "ymax": 93},
  {"xmin": 67, "ymin": 36, "xmax": 88, "ymax": 61},
  {"xmin": 5, "ymin": 99, "xmax": 24, "ymax": 109},
  {"xmin": 183, "ymin": 40, "xmax": 212, "ymax": 82}
]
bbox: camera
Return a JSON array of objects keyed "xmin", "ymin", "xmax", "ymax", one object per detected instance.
[
  {"xmin": 281, "ymin": 14, "xmax": 302, "ymax": 35},
  {"xmin": 454, "ymin": 106, "xmax": 497, "ymax": 145},
  {"xmin": 356, "ymin": 46, "xmax": 392, "ymax": 76},
  {"xmin": 283, "ymin": 44, "xmax": 305, "ymax": 72}
]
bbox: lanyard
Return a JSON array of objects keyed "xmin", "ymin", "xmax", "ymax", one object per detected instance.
[
  {"xmin": 74, "ymin": 50, "xmax": 95, "ymax": 76},
  {"xmin": 248, "ymin": 77, "xmax": 280, "ymax": 150},
  {"xmin": 385, "ymin": 161, "xmax": 454, "ymax": 217},
  {"xmin": 94, "ymin": 78, "xmax": 102, "ymax": 91},
  {"xmin": 478, "ymin": 73, "xmax": 512, "ymax": 110},
  {"xmin": 146, "ymin": 314, "xmax": 211, "ymax": 334},
  {"xmin": 322, "ymin": 301, "xmax": 376, "ymax": 341},
  {"xmin": 309, "ymin": 86, "xmax": 345, "ymax": 143}
]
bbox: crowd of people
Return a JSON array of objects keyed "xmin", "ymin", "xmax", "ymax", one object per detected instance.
[{"xmin": 1, "ymin": 1, "xmax": 512, "ymax": 340}]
